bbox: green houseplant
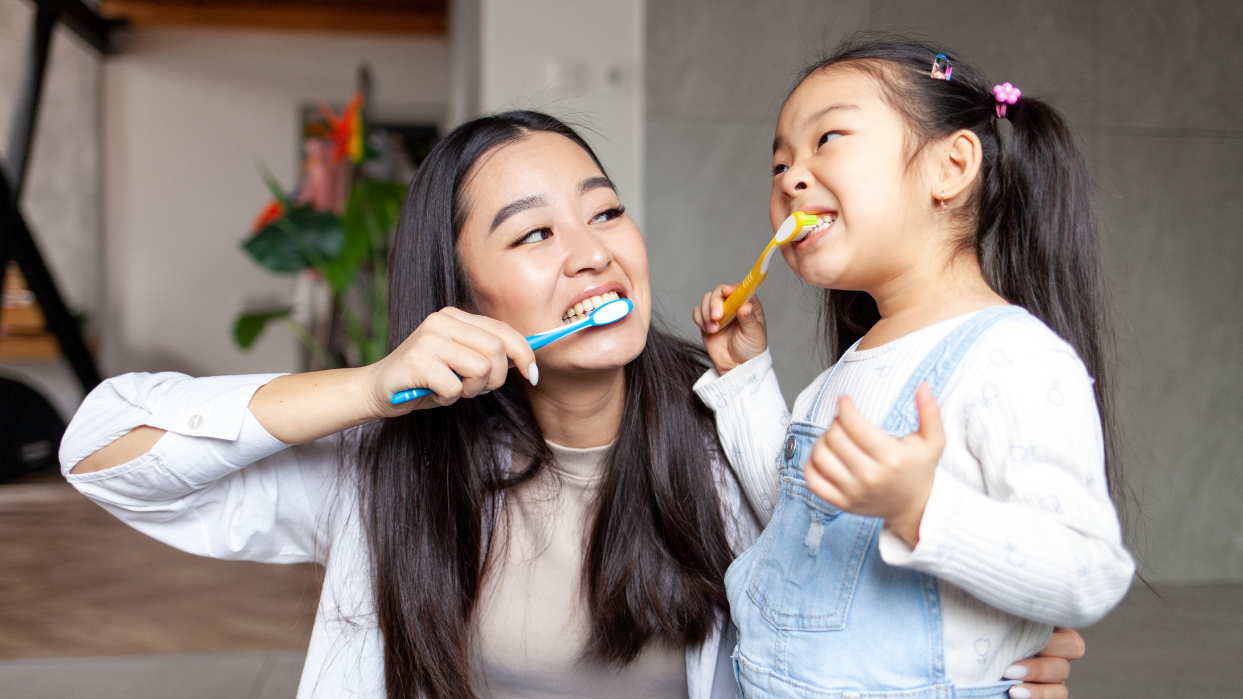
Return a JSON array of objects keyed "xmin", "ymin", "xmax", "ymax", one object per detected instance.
[{"xmin": 233, "ymin": 89, "xmax": 407, "ymax": 369}]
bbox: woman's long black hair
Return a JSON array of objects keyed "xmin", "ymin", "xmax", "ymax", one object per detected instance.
[
  {"xmin": 356, "ymin": 111, "xmax": 735, "ymax": 699},
  {"xmin": 795, "ymin": 32, "xmax": 1121, "ymax": 498}
]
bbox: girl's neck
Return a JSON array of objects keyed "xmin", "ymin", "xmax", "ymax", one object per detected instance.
[
  {"xmin": 859, "ymin": 250, "xmax": 1007, "ymax": 351},
  {"xmin": 523, "ymin": 367, "xmax": 626, "ymax": 448}
]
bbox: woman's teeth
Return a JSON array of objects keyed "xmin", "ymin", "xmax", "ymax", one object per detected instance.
[{"xmin": 563, "ymin": 291, "xmax": 622, "ymax": 324}]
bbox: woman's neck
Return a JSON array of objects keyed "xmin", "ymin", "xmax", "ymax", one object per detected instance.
[
  {"xmin": 523, "ymin": 367, "xmax": 626, "ymax": 448},
  {"xmin": 859, "ymin": 250, "xmax": 1007, "ymax": 350}
]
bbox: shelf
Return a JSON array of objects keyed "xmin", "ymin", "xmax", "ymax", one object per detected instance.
[{"xmin": 100, "ymin": 0, "xmax": 447, "ymax": 35}]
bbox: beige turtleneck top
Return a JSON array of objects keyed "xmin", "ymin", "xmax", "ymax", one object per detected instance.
[{"xmin": 475, "ymin": 441, "xmax": 690, "ymax": 699}]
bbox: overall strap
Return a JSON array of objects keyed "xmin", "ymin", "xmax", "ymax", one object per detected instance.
[
  {"xmin": 804, "ymin": 338, "xmax": 864, "ymax": 426},
  {"xmin": 880, "ymin": 305, "xmax": 1029, "ymax": 436}
]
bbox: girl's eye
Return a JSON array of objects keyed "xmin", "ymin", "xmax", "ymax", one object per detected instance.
[
  {"xmin": 772, "ymin": 164, "xmax": 789, "ymax": 176},
  {"xmin": 514, "ymin": 228, "xmax": 552, "ymax": 246},
  {"xmin": 591, "ymin": 206, "xmax": 625, "ymax": 224},
  {"xmin": 818, "ymin": 131, "xmax": 842, "ymax": 147}
]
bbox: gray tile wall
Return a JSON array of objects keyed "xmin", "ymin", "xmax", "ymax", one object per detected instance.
[{"xmin": 645, "ymin": 0, "xmax": 1243, "ymax": 582}]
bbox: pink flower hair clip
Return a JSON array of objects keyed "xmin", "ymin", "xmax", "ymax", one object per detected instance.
[{"xmin": 993, "ymin": 82, "xmax": 1021, "ymax": 118}]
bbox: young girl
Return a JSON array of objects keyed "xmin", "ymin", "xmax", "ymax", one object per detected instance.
[{"xmin": 692, "ymin": 34, "xmax": 1134, "ymax": 699}]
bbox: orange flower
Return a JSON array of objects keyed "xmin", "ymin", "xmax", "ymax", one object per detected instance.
[
  {"xmin": 320, "ymin": 93, "xmax": 365, "ymax": 165},
  {"xmin": 251, "ymin": 199, "xmax": 285, "ymax": 231}
]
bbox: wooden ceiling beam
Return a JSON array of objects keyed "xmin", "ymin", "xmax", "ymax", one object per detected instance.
[{"xmin": 100, "ymin": 1, "xmax": 447, "ymax": 36}]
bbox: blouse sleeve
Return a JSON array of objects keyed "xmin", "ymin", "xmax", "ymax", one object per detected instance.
[
  {"xmin": 60, "ymin": 372, "xmax": 345, "ymax": 565},
  {"xmin": 694, "ymin": 350, "xmax": 790, "ymax": 525},
  {"xmin": 877, "ymin": 349, "xmax": 1135, "ymax": 627}
]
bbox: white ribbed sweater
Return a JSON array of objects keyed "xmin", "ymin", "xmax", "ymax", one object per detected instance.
[{"xmin": 693, "ymin": 311, "xmax": 1134, "ymax": 686}]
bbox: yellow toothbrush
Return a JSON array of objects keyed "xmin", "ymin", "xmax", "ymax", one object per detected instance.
[{"xmin": 717, "ymin": 212, "xmax": 826, "ymax": 328}]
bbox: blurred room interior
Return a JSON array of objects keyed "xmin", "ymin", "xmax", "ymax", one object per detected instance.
[{"xmin": 0, "ymin": 0, "xmax": 1239, "ymax": 697}]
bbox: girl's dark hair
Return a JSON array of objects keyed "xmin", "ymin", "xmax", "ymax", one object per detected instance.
[
  {"xmin": 357, "ymin": 110, "xmax": 734, "ymax": 699},
  {"xmin": 795, "ymin": 32, "xmax": 1120, "ymax": 497}
]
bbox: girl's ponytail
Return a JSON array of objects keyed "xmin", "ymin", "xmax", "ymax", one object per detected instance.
[
  {"xmin": 980, "ymin": 94, "xmax": 1119, "ymax": 490},
  {"xmin": 800, "ymin": 32, "xmax": 1121, "ymax": 497}
]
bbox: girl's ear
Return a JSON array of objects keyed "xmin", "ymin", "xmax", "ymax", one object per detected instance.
[{"xmin": 933, "ymin": 129, "xmax": 983, "ymax": 204}]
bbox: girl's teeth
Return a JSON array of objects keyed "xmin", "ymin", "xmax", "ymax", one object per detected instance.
[{"xmin": 583, "ymin": 298, "xmax": 596, "ymax": 312}]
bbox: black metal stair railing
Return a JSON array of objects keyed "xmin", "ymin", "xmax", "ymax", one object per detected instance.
[{"xmin": 0, "ymin": 0, "xmax": 122, "ymax": 395}]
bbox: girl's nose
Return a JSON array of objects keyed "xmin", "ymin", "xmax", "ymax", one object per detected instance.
[
  {"xmin": 563, "ymin": 225, "xmax": 613, "ymax": 275},
  {"xmin": 781, "ymin": 159, "xmax": 813, "ymax": 196}
]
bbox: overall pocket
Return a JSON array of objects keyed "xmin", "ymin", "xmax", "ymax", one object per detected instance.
[{"xmin": 746, "ymin": 475, "xmax": 877, "ymax": 631}]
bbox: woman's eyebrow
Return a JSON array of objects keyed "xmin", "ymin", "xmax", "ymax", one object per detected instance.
[
  {"xmin": 490, "ymin": 194, "xmax": 547, "ymax": 233},
  {"xmin": 579, "ymin": 176, "xmax": 614, "ymax": 195}
]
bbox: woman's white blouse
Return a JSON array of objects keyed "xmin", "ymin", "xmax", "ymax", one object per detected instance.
[{"xmin": 60, "ymin": 372, "xmax": 757, "ymax": 699}]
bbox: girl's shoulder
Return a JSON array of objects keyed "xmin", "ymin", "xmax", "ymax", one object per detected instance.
[{"xmin": 967, "ymin": 310, "xmax": 1084, "ymax": 370}]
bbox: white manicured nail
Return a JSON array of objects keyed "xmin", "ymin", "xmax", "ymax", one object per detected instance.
[
  {"xmin": 528, "ymin": 363, "xmax": 539, "ymax": 386},
  {"xmin": 1008, "ymin": 686, "xmax": 1032, "ymax": 699},
  {"xmin": 1002, "ymin": 664, "xmax": 1028, "ymax": 680}
]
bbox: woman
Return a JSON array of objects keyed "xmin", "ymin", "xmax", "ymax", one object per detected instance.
[{"xmin": 62, "ymin": 111, "xmax": 1081, "ymax": 699}]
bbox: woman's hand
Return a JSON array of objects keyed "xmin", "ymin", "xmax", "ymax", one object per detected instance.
[
  {"xmin": 249, "ymin": 308, "xmax": 536, "ymax": 445},
  {"xmin": 364, "ymin": 307, "xmax": 537, "ymax": 417},
  {"xmin": 692, "ymin": 283, "xmax": 768, "ymax": 374},
  {"xmin": 803, "ymin": 384, "xmax": 944, "ymax": 546},
  {"xmin": 1003, "ymin": 627, "xmax": 1086, "ymax": 699}
]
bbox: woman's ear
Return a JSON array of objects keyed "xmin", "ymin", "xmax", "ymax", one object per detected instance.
[{"xmin": 933, "ymin": 129, "xmax": 983, "ymax": 203}]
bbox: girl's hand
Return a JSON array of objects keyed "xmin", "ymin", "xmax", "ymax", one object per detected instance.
[
  {"xmin": 803, "ymin": 383, "xmax": 945, "ymax": 546},
  {"xmin": 363, "ymin": 307, "xmax": 537, "ymax": 417},
  {"xmin": 1003, "ymin": 627, "xmax": 1086, "ymax": 699},
  {"xmin": 692, "ymin": 283, "xmax": 768, "ymax": 374}
]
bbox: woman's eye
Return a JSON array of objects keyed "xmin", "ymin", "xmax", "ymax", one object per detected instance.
[
  {"xmin": 591, "ymin": 206, "xmax": 625, "ymax": 224},
  {"xmin": 772, "ymin": 164, "xmax": 789, "ymax": 176},
  {"xmin": 818, "ymin": 131, "xmax": 842, "ymax": 147},
  {"xmin": 514, "ymin": 228, "xmax": 551, "ymax": 246}
]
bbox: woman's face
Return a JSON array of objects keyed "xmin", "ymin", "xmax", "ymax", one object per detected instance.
[{"xmin": 457, "ymin": 131, "xmax": 651, "ymax": 376}]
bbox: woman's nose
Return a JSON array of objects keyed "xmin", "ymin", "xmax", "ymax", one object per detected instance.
[{"xmin": 562, "ymin": 225, "xmax": 613, "ymax": 274}]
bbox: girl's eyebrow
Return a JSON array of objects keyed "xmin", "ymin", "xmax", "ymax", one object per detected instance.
[{"xmin": 773, "ymin": 103, "xmax": 861, "ymax": 154}]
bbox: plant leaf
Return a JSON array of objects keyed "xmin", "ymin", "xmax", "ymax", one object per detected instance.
[
  {"xmin": 242, "ymin": 206, "xmax": 346, "ymax": 274},
  {"xmin": 233, "ymin": 308, "xmax": 292, "ymax": 349}
]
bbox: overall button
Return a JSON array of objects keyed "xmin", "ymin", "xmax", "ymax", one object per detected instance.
[
  {"xmin": 784, "ymin": 435, "xmax": 797, "ymax": 460},
  {"xmin": 187, "ymin": 414, "xmax": 204, "ymax": 429}
]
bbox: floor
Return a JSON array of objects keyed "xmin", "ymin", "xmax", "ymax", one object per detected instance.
[
  {"xmin": 2, "ymin": 478, "xmax": 1241, "ymax": 698},
  {"xmin": 0, "ymin": 480, "xmax": 321, "ymax": 659}
]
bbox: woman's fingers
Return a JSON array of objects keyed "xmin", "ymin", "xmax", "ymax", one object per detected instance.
[
  {"xmin": 438, "ymin": 308, "xmax": 536, "ymax": 384},
  {"xmin": 1039, "ymin": 627, "xmax": 1086, "ymax": 660},
  {"xmin": 1006, "ymin": 657, "xmax": 1071, "ymax": 684},
  {"xmin": 1009, "ymin": 683, "xmax": 1067, "ymax": 699}
]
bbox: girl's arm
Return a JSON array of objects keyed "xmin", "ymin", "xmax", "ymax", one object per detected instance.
[
  {"xmin": 805, "ymin": 349, "xmax": 1134, "ymax": 627},
  {"xmin": 693, "ymin": 289, "xmax": 788, "ymax": 523}
]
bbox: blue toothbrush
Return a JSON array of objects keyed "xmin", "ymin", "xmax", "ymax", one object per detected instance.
[{"xmin": 390, "ymin": 297, "xmax": 634, "ymax": 405}]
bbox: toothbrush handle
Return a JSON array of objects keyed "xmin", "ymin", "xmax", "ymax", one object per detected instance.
[
  {"xmin": 391, "ymin": 387, "xmax": 434, "ymax": 405},
  {"xmin": 719, "ymin": 247, "xmax": 771, "ymax": 327},
  {"xmin": 526, "ymin": 317, "xmax": 590, "ymax": 350}
]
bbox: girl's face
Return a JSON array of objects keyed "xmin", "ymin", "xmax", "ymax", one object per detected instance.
[
  {"xmin": 456, "ymin": 131, "xmax": 651, "ymax": 375},
  {"xmin": 771, "ymin": 67, "xmax": 938, "ymax": 293}
]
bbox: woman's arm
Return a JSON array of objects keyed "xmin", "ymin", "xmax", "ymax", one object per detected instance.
[{"xmin": 71, "ymin": 307, "xmax": 539, "ymax": 474}]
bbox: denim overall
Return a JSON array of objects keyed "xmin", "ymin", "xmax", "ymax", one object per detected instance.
[{"xmin": 726, "ymin": 306, "xmax": 1028, "ymax": 699}]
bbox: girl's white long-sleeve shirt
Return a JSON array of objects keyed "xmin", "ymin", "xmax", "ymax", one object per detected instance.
[
  {"xmin": 58, "ymin": 372, "xmax": 758, "ymax": 699},
  {"xmin": 693, "ymin": 311, "xmax": 1135, "ymax": 686}
]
